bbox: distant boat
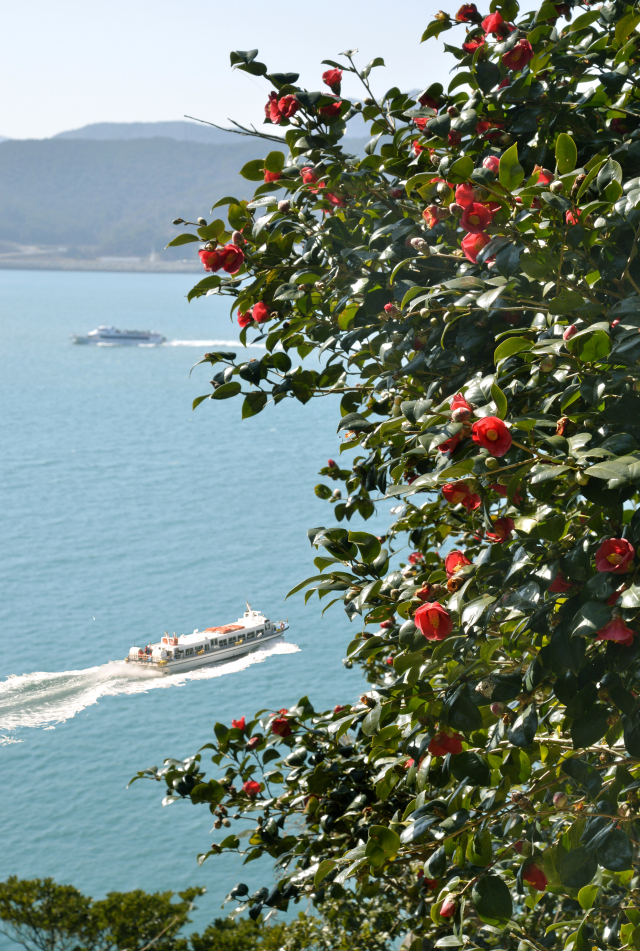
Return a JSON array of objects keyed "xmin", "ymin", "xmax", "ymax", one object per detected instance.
[
  {"xmin": 71, "ymin": 325, "xmax": 165, "ymax": 345},
  {"xmin": 124, "ymin": 603, "xmax": 288, "ymax": 675}
]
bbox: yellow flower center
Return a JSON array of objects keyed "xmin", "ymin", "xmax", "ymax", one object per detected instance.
[
  {"xmin": 428, "ymin": 611, "xmax": 440, "ymax": 628},
  {"xmin": 452, "ymin": 491, "xmax": 465, "ymax": 503},
  {"xmin": 607, "ymin": 553, "xmax": 623, "ymax": 565},
  {"xmin": 469, "ymin": 215, "xmax": 479, "ymax": 224},
  {"xmin": 486, "ymin": 428, "xmax": 498, "ymax": 441}
]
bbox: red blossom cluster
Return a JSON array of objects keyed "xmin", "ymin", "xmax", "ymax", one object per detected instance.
[
  {"xmin": 198, "ymin": 245, "xmax": 245, "ymax": 274},
  {"xmin": 265, "ymin": 92, "xmax": 300, "ymax": 124}
]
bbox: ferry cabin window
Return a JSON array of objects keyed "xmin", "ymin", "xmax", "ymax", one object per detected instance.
[
  {"xmin": 247, "ymin": 632, "xmax": 255, "ymax": 641},
  {"xmin": 219, "ymin": 639, "xmax": 227, "ymax": 647},
  {"xmin": 186, "ymin": 648, "xmax": 193, "ymax": 656}
]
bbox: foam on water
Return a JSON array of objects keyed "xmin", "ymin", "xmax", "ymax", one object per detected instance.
[
  {"xmin": 165, "ymin": 339, "xmax": 266, "ymax": 348},
  {"xmin": 0, "ymin": 641, "xmax": 299, "ymax": 734}
]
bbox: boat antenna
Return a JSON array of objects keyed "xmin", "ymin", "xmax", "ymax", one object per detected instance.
[{"xmin": 245, "ymin": 592, "xmax": 252, "ymax": 613}]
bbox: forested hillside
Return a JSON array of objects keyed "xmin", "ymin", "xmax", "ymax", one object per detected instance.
[{"xmin": 0, "ymin": 137, "xmax": 262, "ymax": 258}]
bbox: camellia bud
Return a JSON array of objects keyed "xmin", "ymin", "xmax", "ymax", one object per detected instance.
[
  {"xmin": 436, "ymin": 182, "xmax": 453, "ymax": 201},
  {"xmin": 172, "ymin": 218, "xmax": 184, "ymax": 225},
  {"xmin": 363, "ymin": 97, "xmax": 376, "ymax": 106},
  {"xmin": 490, "ymin": 701, "xmax": 506, "ymax": 716},
  {"xmin": 447, "ymin": 105, "xmax": 460, "ymax": 118},
  {"xmin": 278, "ymin": 200, "xmax": 291, "ymax": 213},
  {"xmin": 353, "ymin": 101, "xmax": 363, "ymax": 111},
  {"xmin": 575, "ymin": 470, "xmax": 590, "ymax": 485},
  {"xmin": 451, "ymin": 406, "xmax": 471, "ymax": 422},
  {"xmin": 553, "ymin": 791, "xmax": 568, "ymax": 808},
  {"xmin": 549, "ymin": 180, "xmax": 564, "ymax": 194},
  {"xmin": 485, "ymin": 457, "xmax": 500, "ymax": 470},
  {"xmin": 231, "ymin": 231, "xmax": 245, "ymax": 246},
  {"xmin": 197, "ymin": 217, "xmax": 207, "ymax": 226},
  {"xmin": 498, "ymin": 133, "xmax": 513, "ymax": 146},
  {"xmin": 563, "ymin": 324, "xmax": 577, "ymax": 340},
  {"xmin": 332, "ymin": 488, "xmax": 342, "ymax": 498},
  {"xmin": 439, "ymin": 895, "xmax": 457, "ymax": 918},
  {"xmin": 449, "ymin": 202, "xmax": 464, "ymax": 218},
  {"xmin": 540, "ymin": 355, "xmax": 556, "ymax": 372},
  {"xmin": 411, "ymin": 237, "xmax": 428, "ymax": 252}
]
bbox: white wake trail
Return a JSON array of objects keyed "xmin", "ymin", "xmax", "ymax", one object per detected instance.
[
  {"xmin": 0, "ymin": 641, "xmax": 299, "ymax": 736},
  {"xmin": 164, "ymin": 340, "xmax": 266, "ymax": 349}
]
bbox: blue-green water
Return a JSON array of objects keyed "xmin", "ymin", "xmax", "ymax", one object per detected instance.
[{"xmin": 0, "ymin": 269, "xmax": 389, "ymax": 937}]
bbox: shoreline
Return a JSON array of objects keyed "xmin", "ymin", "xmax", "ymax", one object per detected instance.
[{"xmin": 0, "ymin": 256, "xmax": 201, "ymax": 274}]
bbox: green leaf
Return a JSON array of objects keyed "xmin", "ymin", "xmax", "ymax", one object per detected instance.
[
  {"xmin": 264, "ymin": 151, "xmax": 286, "ymax": 173},
  {"xmin": 472, "ymin": 875, "xmax": 513, "ymax": 926},
  {"xmin": 567, "ymin": 330, "xmax": 611, "ymax": 363},
  {"xmin": 499, "ymin": 143, "xmax": 524, "ymax": 191},
  {"xmin": 490, "ymin": 382, "xmax": 508, "ymax": 419},
  {"xmin": 240, "ymin": 159, "xmax": 265, "ymax": 181},
  {"xmin": 192, "ymin": 395, "xmax": 210, "ymax": 410},
  {"xmin": 494, "ymin": 336, "xmax": 533, "ymax": 365},
  {"xmin": 166, "ymin": 233, "xmax": 200, "ymax": 248},
  {"xmin": 362, "ymin": 703, "xmax": 382, "ymax": 735},
  {"xmin": 448, "ymin": 155, "xmax": 474, "ymax": 184},
  {"xmin": 560, "ymin": 847, "xmax": 597, "ymax": 889},
  {"xmin": 421, "ymin": 19, "xmax": 452, "ymax": 42},
  {"xmin": 596, "ymin": 827, "xmax": 634, "ymax": 871},
  {"xmin": 451, "ymin": 751, "xmax": 491, "ymax": 786},
  {"xmin": 242, "ymin": 392, "xmax": 267, "ymax": 419},
  {"xmin": 211, "ymin": 381, "xmax": 241, "ymax": 400},
  {"xmin": 571, "ymin": 706, "xmax": 609, "ymax": 749},
  {"xmin": 578, "ymin": 883, "xmax": 599, "ymax": 911},
  {"xmin": 197, "ymin": 220, "xmax": 225, "ymax": 241},
  {"xmin": 555, "ymin": 133, "xmax": 577, "ymax": 175},
  {"xmin": 366, "ymin": 825, "xmax": 400, "ymax": 858},
  {"xmin": 348, "ymin": 531, "xmax": 381, "ymax": 564},
  {"xmin": 314, "ymin": 859, "xmax": 337, "ymax": 888}
]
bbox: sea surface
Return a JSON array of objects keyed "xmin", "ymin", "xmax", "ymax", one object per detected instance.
[{"xmin": 0, "ymin": 269, "xmax": 394, "ymax": 940}]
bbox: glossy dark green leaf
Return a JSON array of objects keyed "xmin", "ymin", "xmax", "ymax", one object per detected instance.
[
  {"xmin": 560, "ymin": 847, "xmax": 597, "ymax": 889},
  {"xmin": 472, "ymin": 875, "xmax": 512, "ymax": 925}
]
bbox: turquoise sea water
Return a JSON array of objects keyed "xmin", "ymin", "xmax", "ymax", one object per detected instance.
[{"xmin": 0, "ymin": 269, "xmax": 391, "ymax": 938}]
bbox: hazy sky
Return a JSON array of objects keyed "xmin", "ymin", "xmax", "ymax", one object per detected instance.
[{"xmin": 2, "ymin": 0, "xmax": 453, "ymax": 140}]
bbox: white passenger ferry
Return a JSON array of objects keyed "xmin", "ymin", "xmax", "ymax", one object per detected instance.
[
  {"xmin": 124, "ymin": 604, "xmax": 288, "ymax": 675},
  {"xmin": 71, "ymin": 326, "xmax": 165, "ymax": 345}
]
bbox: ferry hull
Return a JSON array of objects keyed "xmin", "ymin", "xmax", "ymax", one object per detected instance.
[{"xmin": 126, "ymin": 627, "xmax": 285, "ymax": 675}]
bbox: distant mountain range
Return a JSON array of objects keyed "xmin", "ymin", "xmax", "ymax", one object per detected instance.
[{"xmin": 0, "ymin": 121, "xmax": 368, "ymax": 266}]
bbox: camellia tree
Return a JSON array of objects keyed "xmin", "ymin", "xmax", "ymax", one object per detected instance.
[{"xmin": 133, "ymin": 1, "xmax": 640, "ymax": 949}]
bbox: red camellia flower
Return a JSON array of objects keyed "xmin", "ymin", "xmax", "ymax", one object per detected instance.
[
  {"xmin": 231, "ymin": 716, "xmax": 246, "ymax": 731},
  {"xmin": 456, "ymin": 2, "xmax": 480, "ymax": 21},
  {"xmin": 455, "ymin": 183, "xmax": 476, "ymax": 208},
  {"xmin": 418, "ymin": 92, "xmax": 440, "ymax": 109},
  {"xmin": 408, "ymin": 552, "xmax": 424, "ymax": 564},
  {"xmin": 503, "ymin": 39, "xmax": 534, "ymax": 71},
  {"xmin": 245, "ymin": 735, "xmax": 262, "ymax": 750},
  {"xmin": 522, "ymin": 862, "xmax": 548, "ymax": 891},
  {"xmin": 595, "ymin": 538, "xmax": 635, "ymax": 574},
  {"xmin": 439, "ymin": 433, "xmax": 461, "ymax": 454},
  {"xmin": 566, "ymin": 209, "xmax": 581, "ymax": 225},
  {"xmin": 326, "ymin": 192, "xmax": 346, "ymax": 207},
  {"xmin": 199, "ymin": 248, "xmax": 222, "ymax": 272},
  {"xmin": 271, "ymin": 716, "xmax": 292, "ymax": 737},
  {"xmin": 486, "ymin": 517, "xmax": 515, "ymax": 544},
  {"xmin": 264, "ymin": 170, "xmax": 281, "ymax": 183},
  {"xmin": 476, "ymin": 120, "xmax": 504, "ymax": 137},
  {"xmin": 301, "ymin": 166, "xmax": 320, "ymax": 185},
  {"xmin": 489, "ymin": 483, "xmax": 523, "ymax": 504},
  {"xmin": 414, "ymin": 117, "xmax": 429, "ymax": 132},
  {"xmin": 242, "ymin": 780, "xmax": 261, "ymax": 798},
  {"xmin": 429, "ymin": 731, "xmax": 464, "ymax": 756},
  {"xmin": 327, "ymin": 458, "xmax": 336, "ymax": 467},
  {"xmin": 563, "ymin": 324, "xmax": 577, "ymax": 341},
  {"xmin": 443, "ymin": 481, "xmax": 481, "ymax": 511},
  {"xmin": 415, "ymin": 601, "xmax": 454, "ymax": 641},
  {"xmin": 265, "ymin": 92, "xmax": 300, "ymax": 124},
  {"xmin": 404, "ymin": 757, "xmax": 415, "ymax": 769},
  {"xmin": 596, "ymin": 618, "xmax": 635, "ymax": 647},
  {"xmin": 463, "ymin": 35, "xmax": 485, "ymax": 53},
  {"xmin": 322, "ymin": 68, "xmax": 342, "ymax": 91},
  {"xmin": 482, "ymin": 11, "xmax": 504, "ymax": 32},
  {"xmin": 334, "ymin": 704, "xmax": 347, "ymax": 714},
  {"xmin": 423, "ymin": 205, "xmax": 439, "ymax": 229},
  {"xmin": 217, "ymin": 244, "xmax": 245, "ymax": 274},
  {"xmin": 238, "ymin": 311, "xmax": 252, "ymax": 329},
  {"xmin": 611, "ymin": 117, "xmax": 628, "ymax": 134},
  {"xmin": 319, "ymin": 101, "xmax": 342, "ymax": 117},
  {"xmin": 448, "ymin": 130, "xmax": 462, "ymax": 147},
  {"xmin": 483, "ymin": 155, "xmax": 500, "ymax": 173},
  {"xmin": 548, "ymin": 571, "xmax": 574, "ymax": 593},
  {"xmin": 439, "ymin": 896, "xmax": 458, "ymax": 917},
  {"xmin": 462, "ymin": 231, "xmax": 491, "ymax": 262},
  {"xmin": 412, "ymin": 139, "xmax": 425, "ymax": 156},
  {"xmin": 252, "ymin": 302, "xmax": 269, "ymax": 324},
  {"xmin": 444, "ymin": 550, "xmax": 471, "ymax": 578},
  {"xmin": 451, "ymin": 392, "xmax": 474, "ymax": 420},
  {"xmin": 533, "ymin": 165, "xmax": 554, "ymax": 185},
  {"xmin": 472, "ymin": 416, "xmax": 512, "ymax": 456},
  {"xmin": 461, "ymin": 202, "xmax": 493, "ymax": 234}
]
